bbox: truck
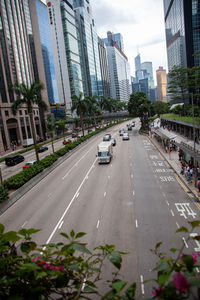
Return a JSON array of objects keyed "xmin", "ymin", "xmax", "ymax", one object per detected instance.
[
  {"xmin": 97, "ymin": 141, "xmax": 113, "ymax": 164},
  {"xmin": 22, "ymin": 138, "xmax": 34, "ymax": 148}
]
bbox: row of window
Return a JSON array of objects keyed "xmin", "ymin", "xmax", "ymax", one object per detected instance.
[{"xmin": 4, "ymin": 109, "xmax": 39, "ymax": 117}]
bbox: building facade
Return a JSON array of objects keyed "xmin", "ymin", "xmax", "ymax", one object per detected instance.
[
  {"xmin": 98, "ymin": 37, "xmax": 110, "ymax": 98},
  {"xmin": 47, "ymin": 0, "xmax": 72, "ymax": 114},
  {"xmin": 73, "ymin": 0, "xmax": 103, "ymax": 97},
  {"xmin": 156, "ymin": 66, "xmax": 167, "ymax": 102},
  {"xmin": 104, "ymin": 31, "xmax": 124, "ymax": 52},
  {"xmin": 0, "ymin": 0, "xmax": 46, "ymax": 153},
  {"xmin": 163, "ymin": 0, "xmax": 200, "ymax": 71},
  {"xmin": 104, "ymin": 32, "xmax": 131, "ymax": 102}
]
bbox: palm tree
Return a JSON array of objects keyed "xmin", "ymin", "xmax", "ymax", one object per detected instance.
[
  {"xmin": 71, "ymin": 92, "xmax": 88, "ymax": 136},
  {"xmin": 46, "ymin": 114, "xmax": 55, "ymax": 153},
  {"xmin": 11, "ymin": 81, "xmax": 48, "ymax": 162},
  {"xmin": 86, "ymin": 95, "xmax": 101, "ymax": 129}
]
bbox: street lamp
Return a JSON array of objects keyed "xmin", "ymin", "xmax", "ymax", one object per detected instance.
[{"xmin": 0, "ymin": 165, "xmax": 3, "ymax": 186}]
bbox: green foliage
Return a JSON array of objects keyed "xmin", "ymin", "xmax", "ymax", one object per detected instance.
[
  {"xmin": 0, "ymin": 185, "xmax": 8, "ymax": 202},
  {"xmin": 151, "ymin": 101, "xmax": 170, "ymax": 116},
  {"xmin": 162, "ymin": 113, "xmax": 200, "ymax": 125},
  {"xmin": 0, "ymin": 225, "xmax": 135, "ymax": 299}
]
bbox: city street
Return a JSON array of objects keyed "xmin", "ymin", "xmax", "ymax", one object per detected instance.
[{"xmin": 0, "ymin": 120, "xmax": 199, "ymax": 299}]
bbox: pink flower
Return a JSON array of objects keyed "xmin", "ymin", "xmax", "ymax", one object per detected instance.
[
  {"xmin": 173, "ymin": 272, "xmax": 190, "ymax": 293},
  {"xmin": 37, "ymin": 260, "xmax": 45, "ymax": 265},
  {"xmin": 43, "ymin": 263, "xmax": 50, "ymax": 269},
  {"xmin": 152, "ymin": 286, "xmax": 162, "ymax": 297},
  {"xmin": 32, "ymin": 257, "xmax": 39, "ymax": 262}
]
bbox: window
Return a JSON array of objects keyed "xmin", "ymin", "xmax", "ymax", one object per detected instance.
[
  {"xmin": 25, "ymin": 110, "xmax": 27, "ymax": 115},
  {"xmin": 5, "ymin": 110, "xmax": 9, "ymax": 116},
  {"xmin": 19, "ymin": 110, "xmax": 22, "ymax": 115}
]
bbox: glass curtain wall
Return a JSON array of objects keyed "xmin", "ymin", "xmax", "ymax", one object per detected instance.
[{"xmin": 60, "ymin": 0, "xmax": 84, "ymax": 96}]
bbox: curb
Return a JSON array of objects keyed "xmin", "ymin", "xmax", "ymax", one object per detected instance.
[{"xmin": 147, "ymin": 135, "xmax": 199, "ymax": 201}]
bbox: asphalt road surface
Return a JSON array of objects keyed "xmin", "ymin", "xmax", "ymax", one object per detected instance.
[{"xmin": 0, "ymin": 118, "xmax": 200, "ymax": 299}]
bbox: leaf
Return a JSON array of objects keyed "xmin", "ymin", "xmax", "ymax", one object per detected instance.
[
  {"xmin": 158, "ymin": 273, "xmax": 171, "ymax": 286},
  {"xmin": 60, "ymin": 232, "xmax": 69, "ymax": 239},
  {"xmin": 155, "ymin": 242, "xmax": 162, "ymax": 249},
  {"xmin": 170, "ymin": 248, "xmax": 177, "ymax": 253},
  {"xmin": 176, "ymin": 227, "xmax": 188, "ymax": 233},
  {"xmin": 75, "ymin": 232, "xmax": 86, "ymax": 239},
  {"xmin": 188, "ymin": 221, "xmax": 200, "ymax": 228},
  {"xmin": 112, "ymin": 280, "xmax": 126, "ymax": 293},
  {"xmin": 182, "ymin": 255, "xmax": 194, "ymax": 272},
  {"xmin": 0, "ymin": 223, "xmax": 4, "ymax": 234},
  {"xmin": 20, "ymin": 242, "xmax": 37, "ymax": 253},
  {"xmin": 18, "ymin": 228, "xmax": 40, "ymax": 236},
  {"xmin": 2, "ymin": 231, "xmax": 21, "ymax": 242},
  {"xmin": 125, "ymin": 283, "xmax": 136, "ymax": 299},
  {"xmin": 193, "ymin": 235, "xmax": 200, "ymax": 241},
  {"xmin": 70, "ymin": 230, "xmax": 75, "ymax": 238},
  {"xmin": 83, "ymin": 286, "xmax": 97, "ymax": 293},
  {"xmin": 107, "ymin": 251, "xmax": 122, "ymax": 270},
  {"xmin": 35, "ymin": 271, "xmax": 47, "ymax": 280},
  {"xmin": 71, "ymin": 243, "xmax": 91, "ymax": 254}
]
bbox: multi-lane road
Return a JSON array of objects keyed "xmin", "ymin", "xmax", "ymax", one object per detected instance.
[{"xmin": 0, "ymin": 119, "xmax": 200, "ymax": 299}]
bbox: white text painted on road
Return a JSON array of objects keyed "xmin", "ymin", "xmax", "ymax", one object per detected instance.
[
  {"xmin": 182, "ymin": 237, "xmax": 189, "ymax": 248},
  {"xmin": 140, "ymin": 275, "xmax": 145, "ymax": 295},
  {"xmin": 96, "ymin": 220, "xmax": 100, "ymax": 229}
]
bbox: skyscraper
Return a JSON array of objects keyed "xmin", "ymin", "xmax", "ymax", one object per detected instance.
[
  {"xmin": 156, "ymin": 66, "xmax": 167, "ymax": 102},
  {"xmin": 163, "ymin": 0, "xmax": 200, "ymax": 71},
  {"xmin": 73, "ymin": 0, "xmax": 103, "ymax": 97},
  {"xmin": 134, "ymin": 54, "xmax": 141, "ymax": 73},
  {"xmin": 98, "ymin": 37, "xmax": 110, "ymax": 98},
  {"xmin": 104, "ymin": 31, "xmax": 124, "ymax": 52},
  {"xmin": 29, "ymin": 0, "xmax": 59, "ymax": 105},
  {"xmin": 47, "ymin": 0, "xmax": 73, "ymax": 114},
  {"xmin": 0, "ymin": 0, "xmax": 47, "ymax": 153},
  {"xmin": 103, "ymin": 32, "xmax": 131, "ymax": 102}
]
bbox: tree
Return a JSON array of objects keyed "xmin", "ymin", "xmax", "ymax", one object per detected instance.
[
  {"xmin": 46, "ymin": 114, "xmax": 55, "ymax": 153},
  {"xmin": 151, "ymin": 101, "xmax": 170, "ymax": 117},
  {"xmin": 128, "ymin": 92, "xmax": 151, "ymax": 130},
  {"xmin": 86, "ymin": 95, "xmax": 101, "ymax": 129},
  {"xmin": 56, "ymin": 118, "xmax": 66, "ymax": 137},
  {"xmin": 71, "ymin": 92, "xmax": 88, "ymax": 137},
  {"xmin": 11, "ymin": 81, "xmax": 48, "ymax": 162},
  {"xmin": 167, "ymin": 66, "xmax": 189, "ymax": 102}
]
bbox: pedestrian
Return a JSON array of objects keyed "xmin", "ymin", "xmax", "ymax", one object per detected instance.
[
  {"xmin": 197, "ymin": 178, "xmax": 200, "ymax": 192},
  {"xmin": 180, "ymin": 166, "xmax": 185, "ymax": 175}
]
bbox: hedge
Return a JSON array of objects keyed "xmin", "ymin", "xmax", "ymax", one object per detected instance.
[{"xmin": 0, "ymin": 185, "xmax": 8, "ymax": 202}]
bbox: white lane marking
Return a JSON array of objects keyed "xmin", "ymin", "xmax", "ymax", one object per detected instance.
[
  {"xmin": 166, "ymin": 200, "xmax": 169, "ymax": 206},
  {"xmin": 182, "ymin": 237, "xmax": 188, "ymax": 248},
  {"xmin": 46, "ymin": 158, "xmax": 98, "ymax": 245},
  {"xmin": 171, "ymin": 210, "xmax": 175, "ymax": 217},
  {"xmin": 162, "ymin": 192, "xmax": 166, "ymax": 198},
  {"xmin": 96, "ymin": 220, "xmax": 100, "ymax": 229},
  {"xmin": 131, "ymin": 174, "xmax": 133, "ymax": 178},
  {"xmin": 133, "ymin": 190, "xmax": 135, "ymax": 196},
  {"xmin": 62, "ymin": 148, "xmax": 91, "ymax": 179},
  {"xmin": 176, "ymin": 222, "xmax": 180, "ymax": 229},
  {"xmin": 22, "ymin": 221, "xmax": 28, "ymax": 228},
  {"xmin": 76, "ymin": 192, "xmax": 79, "ymax": 198},
  {"xmin": 108, "ymin": 175, "xmax": 110, "ymax": 179},
  {"xmin": 135, "ymin": 219, "xmax": 138, "ymax": 228},
  {"xmin": 58, "ymin": 221, "xmax": 64, "ymax": 229},
  {"xmin": 86, "ymin": 175, "xmax": 88, "ymax": 179},
  {"xmin": 111, "ymin": 164, "xmax": 112, "ymax": 167},
  {"xmin": 140, "ymin": 275, "xmax": 145, "ymax": 294},
  {"xmin": 104, "ymin": 192, "xmax": 106, "ymax": 197}
]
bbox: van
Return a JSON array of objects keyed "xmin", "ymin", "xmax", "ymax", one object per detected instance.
[
  {"xmin": 5, "ymin": 155, "xmax": 25, "ymax": 166},
  {"xmin": 103, "ymin": 134, "xmax": 111, "ymax": 141}
]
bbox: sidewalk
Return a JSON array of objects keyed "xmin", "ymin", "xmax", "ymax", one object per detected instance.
[{"xmin": 149, "ymin": 134, "xmax": 200, "ymax": 200}]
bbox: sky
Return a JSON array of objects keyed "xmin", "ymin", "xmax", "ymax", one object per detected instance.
[{"xmin": 90, "ymin": 0, "xmax": 168, "ymax": 85}]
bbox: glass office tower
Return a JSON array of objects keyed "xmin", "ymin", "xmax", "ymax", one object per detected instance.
[
  {"xmin": 60, "ymin": 0, "xmax": 84, "ymax": 96},
  {"xmin": 35, "ymin": 0, "xmax": 59, "ymax": 104},
  {"xmin": 164, "ymin": 0, "xmax": 200, "ymax": 70},
  {"xmin": 73, "ymin": 0, "xmax": 103, "ymax": 97}
]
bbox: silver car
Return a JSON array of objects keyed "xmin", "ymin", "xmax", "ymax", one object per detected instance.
[{"xmin": 122, "ymin": 133, "xmax": 129, "ymax": 140}]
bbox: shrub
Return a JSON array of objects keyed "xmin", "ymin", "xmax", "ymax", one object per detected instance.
[
  {"xmin": 0, "ymin": 225, "xmax": 136, "ymax": 299},
  {"xmin": 55, "ymin": 146, "xmax": 69, "ymax": 157},
  {"xmin": 40, "ymin": 153, "xmax": 58, "ymax": 168},
  {"xmin": 0, "ymin": 185, "xmax": 8, "ymax": 202},
  {"xmin": 4, "ymin": 172, "xmax": 26, "ymax": 190}
]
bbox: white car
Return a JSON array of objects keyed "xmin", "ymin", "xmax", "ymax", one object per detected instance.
[{"xmin": 122, "ymin": 133, "xmax": 129, "ymax": 140}]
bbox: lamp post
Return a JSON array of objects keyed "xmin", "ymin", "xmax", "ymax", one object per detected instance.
[{"xmin": 0, "ymin": 165, "xmax": 3, "ymax": 186}]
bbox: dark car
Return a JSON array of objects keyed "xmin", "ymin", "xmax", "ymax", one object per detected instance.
[
  {"xmin": 128, "ymin": 125, "xmax": 132, "ymax": 131},
  {"xmin": 38, "ymin": 146, "xmax": 48, "ymax": 153},
  {"xmin": 5, "ymin": 154, "xmax": 25, "ymax": 166},
  {"xmin": 111, "ymin": 138, "xmax": 116, "ymax": 146}
]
